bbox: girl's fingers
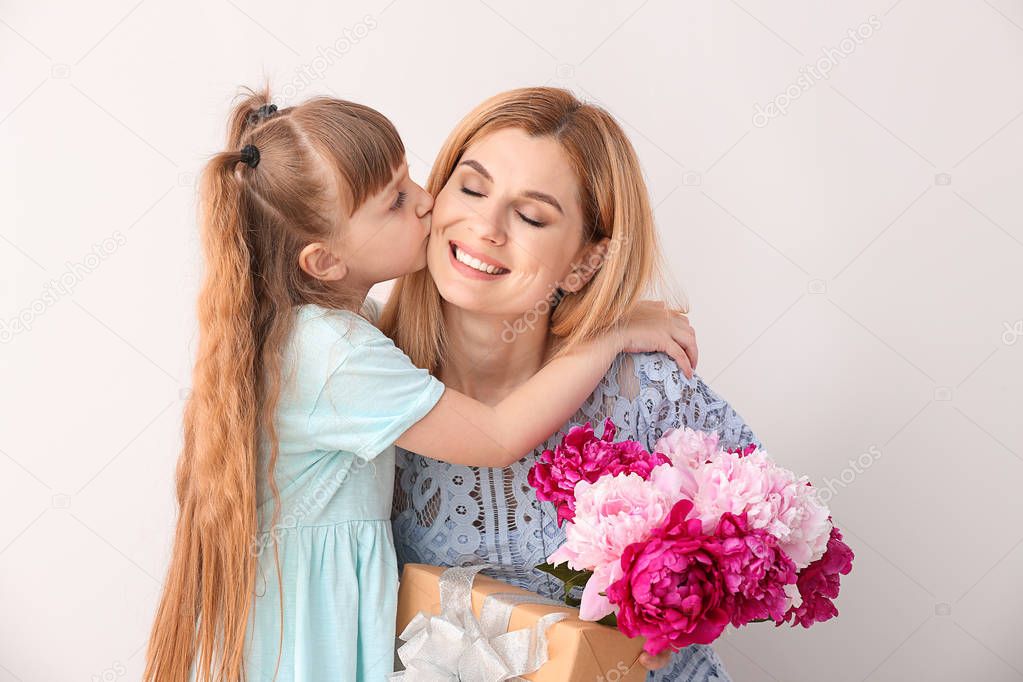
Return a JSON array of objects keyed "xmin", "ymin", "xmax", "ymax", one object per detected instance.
[
  {"xmin": 675, "ymin": 328, "xmax": 698, "ymax": 374},
  {"xmin": 674, "ymin": 313, "xmax": 697, "ymax": 369},
  {"xmin": 666, "ymin": 340, "xmax": 693, "ymax": 379},
  {"xmin": 666, "ymin": 314, "xmax": 698, "ymax": 375}
]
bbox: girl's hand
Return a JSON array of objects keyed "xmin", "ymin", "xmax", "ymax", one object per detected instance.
[
  {"xmin": 613, "ymin": 300, "xmax": 698, "ymax": 379},
  {"xmin": 639, "ymin": 650, "xmax": 673, "ymax": 671}
]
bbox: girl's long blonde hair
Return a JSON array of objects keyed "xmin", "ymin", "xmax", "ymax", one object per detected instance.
[
  {"xmin": 379, "ymin": 87, "xmax": 680, "ymax": 372},
  {"xmin": 144, "ymin": 87, "xmax": 404, "ymax": 682}
]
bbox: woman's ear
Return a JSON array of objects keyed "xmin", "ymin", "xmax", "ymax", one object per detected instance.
[
  {"xmin": 561, "ymin": 236, "xmax": 610, "ymax": 293},
  {"xmin": 298, "ymin": 242, "xmax": 349, "ymax": 282}
]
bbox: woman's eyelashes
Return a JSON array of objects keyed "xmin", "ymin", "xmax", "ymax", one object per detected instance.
[
  {"xmin": 516, "ymin": 211, "xmax": 545, "ymax": 227},
  {"xmin": 459, "ymin": 186, "xmax": 547, "ymax": 228},
  {"xmin": 390, "ymin": 190, "xmax": 407, "ymax": 210}
]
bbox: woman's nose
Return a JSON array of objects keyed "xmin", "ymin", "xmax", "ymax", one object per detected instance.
[{"xmin": 469, "ymin": 209, "xmax": 506, "ymax": 246}]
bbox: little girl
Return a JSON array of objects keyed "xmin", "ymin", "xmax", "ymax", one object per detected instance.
[{"xmin": 143, "ymin": 89, "xmax": 695, "ymax": 682}]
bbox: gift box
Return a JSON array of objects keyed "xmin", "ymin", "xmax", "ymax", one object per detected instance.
[{"xmin": 394, "ymin": 563, "xmax": 647, "ymax": 681}]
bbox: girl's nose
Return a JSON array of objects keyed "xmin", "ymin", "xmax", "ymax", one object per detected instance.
[{"xmin": 415, "ymin": 184, "xmax": 434, "ymax": 219}]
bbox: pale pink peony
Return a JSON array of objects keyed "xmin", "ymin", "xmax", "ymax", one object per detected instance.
[
  {"xmin": 679, "ymin": 448, "xmax": 832, "ymax": 569},
  {"xmin": 548, "ymin": 466, "xmax": 687, "ymax": 620},
  {"xmin": 653, "ymin": 426, "xmax": 721, "ymax": 470}
]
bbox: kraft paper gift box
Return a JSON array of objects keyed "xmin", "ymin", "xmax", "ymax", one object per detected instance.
[{"xmin": 395, "ymin": 563, "xmax": 648, "ymax": 682}]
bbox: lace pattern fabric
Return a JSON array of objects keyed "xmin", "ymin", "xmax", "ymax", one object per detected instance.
[{"xmin": 392, "ymin": 352, "xmax": 760, "ymax": 681}]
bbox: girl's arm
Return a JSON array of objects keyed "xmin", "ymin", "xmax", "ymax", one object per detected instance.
[{"xmin": 396, "ymin": 301, "xmax": 696, "ymax": 467}]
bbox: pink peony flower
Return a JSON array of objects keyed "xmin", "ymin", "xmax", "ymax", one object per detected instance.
[
  {"xmin": 548, "ymin": 466, "xmax": 687, "ymax": 620},
  {"xmin": 678, "ymin": 448, "xmax": 832, "ymax": 569},
  {"xmin": 782, "ymin": 525, "xmax": 854, "ymax": 627},
  {"xmin": 715, "ymin": 512, "xmax": 799, "ymax": 627},
  {"xmin": 653, "ymin": 426, "xmax": 721, "ymax": 469},
  {"xmin": 606, "ymin": 498, "xmax": 730, "ymax": 655},
  {"xmin": 528, "ymin": 419, "xmax": 669, "ymax": 527}
]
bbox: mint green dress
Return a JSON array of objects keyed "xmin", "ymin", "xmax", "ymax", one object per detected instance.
[{"xmin": 239, "ymin": 302, "xmax": 444, "ymax": 681}]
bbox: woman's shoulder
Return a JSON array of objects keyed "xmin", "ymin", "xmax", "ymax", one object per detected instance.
[
  {"xmin": 618, "ymin": 351, "xmax": 759, "ymax": 451},
  {"xmin": 623, "ymin": 350, "xmax": 693, "ymax": 380},
  {"xmin": 620, "ymin": 350, "xmax": 731, "ymax": 407},
  {"xmin": 608, "ymin": 351, "xmax": 696, "ymax": 398}
]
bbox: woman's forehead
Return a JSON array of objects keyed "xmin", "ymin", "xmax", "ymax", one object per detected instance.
[{"xmin": 461, "ymin": 128, "xmax": 578, "ymax": 199}]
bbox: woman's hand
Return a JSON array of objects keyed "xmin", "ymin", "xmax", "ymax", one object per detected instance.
[
  {"xmin": 639, "ymin": 650, "xmax": 673, "ymax": 671},
  {"xmin": 613, "ymin": 300, "xmax": 698, "ymax": 379}
]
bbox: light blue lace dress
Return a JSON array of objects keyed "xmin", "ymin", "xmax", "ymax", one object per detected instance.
[{"xmin": 392, "ymin": 352, "xmax": 760, "ymax": 682}]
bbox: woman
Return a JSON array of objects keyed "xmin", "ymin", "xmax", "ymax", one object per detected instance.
[{"xmin": 384, "ymin": 87, "xmax": 758, "ymax": 681}]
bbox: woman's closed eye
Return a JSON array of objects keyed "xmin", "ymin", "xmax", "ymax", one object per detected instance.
[
  {"xmin": 516, "ymin": 211, "xmax": 545, "ymax": 227},
  {"xmin": 461, "ymin": 187, "xmax": 546, "ymax": 227}
]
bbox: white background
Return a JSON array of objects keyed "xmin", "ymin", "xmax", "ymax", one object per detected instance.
[{"xmin": 2, "ymin": 1, "xmax": 1022, "ymax": 680}]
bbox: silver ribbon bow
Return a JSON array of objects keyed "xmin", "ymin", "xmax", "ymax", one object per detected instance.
[{"xmin": 388, "ymin": 564, "xmax": 570, "ymax": 682}]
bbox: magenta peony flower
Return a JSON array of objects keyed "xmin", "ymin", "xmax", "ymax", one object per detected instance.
[
  {"xmin": 528, "ymin": 419, "xmax": 669, "ymax": 527},
  {"xmin": 715, "ymin": 512, "xmax": 799, "ymax": 627},
  {"xmin": 726, "ymin": 442, "xmax": 759, "ymax": 457},
  {"xmin": 782, "ymin": 525, "xmax": 854, "ymax": 627},
  {"xmin": 606, "ymin": 498, "xmax": 730, "ymax": 655}
]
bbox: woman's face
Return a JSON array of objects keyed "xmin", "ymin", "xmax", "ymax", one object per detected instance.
[{"xmin": 425, "ymin": 127, "xmax": 605, "ymax": 319}]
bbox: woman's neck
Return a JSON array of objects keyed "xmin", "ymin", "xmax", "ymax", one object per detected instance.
[{"xmin": 437, "ymin": 302, "xmax": 551, "ymax": 406}]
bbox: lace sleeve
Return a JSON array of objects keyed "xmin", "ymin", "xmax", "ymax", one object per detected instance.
[{"xmin": 625, "ymin": 352, "xmax": 761, "ymax": 453}]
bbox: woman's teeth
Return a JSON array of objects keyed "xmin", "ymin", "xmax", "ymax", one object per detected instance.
[{"xmin": 453, "ymin": 245, "xmax": 508, "ymax": 274}]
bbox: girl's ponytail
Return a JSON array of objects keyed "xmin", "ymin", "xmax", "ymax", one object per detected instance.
[{"xmin": 145, "ymin": 91, "xmax": 280, "ymax": 682}]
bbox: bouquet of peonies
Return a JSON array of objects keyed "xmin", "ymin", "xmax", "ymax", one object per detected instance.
[{"xmin": 527, "ymin": 419, "xmax": 854, "ymax": 656}]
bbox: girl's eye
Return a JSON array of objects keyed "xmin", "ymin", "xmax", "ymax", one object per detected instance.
[
  {"xmin": 460, "ymin": 187, "xmax": 484, "ymax": 198},
  {"xmin": 517, "ymin": 211, "xmax": 546, "ymax": 228},
  {"xmin": 391, "ymin": 191, "xmax": 407, "ymax": 210}
]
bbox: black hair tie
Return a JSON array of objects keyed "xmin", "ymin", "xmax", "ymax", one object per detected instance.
[
  {"xmin": 239, "ymin": 144, "xmax": 260, "ymax": 169},
  {"xmin": 247, "ymin": 103, "xmax": 278, "ymax": 125}
]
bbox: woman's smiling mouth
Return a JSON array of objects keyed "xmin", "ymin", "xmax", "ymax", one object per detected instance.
[{"xmin": 449, "ymin": 240, "xmax": 510, "ymax": 278}]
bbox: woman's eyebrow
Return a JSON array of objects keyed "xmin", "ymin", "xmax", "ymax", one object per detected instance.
[
  {"xmin": 459, "ymin": 159, "xmax": 492, "ymax": 181},
  {"xmin": 522, "ymin": 190, "xmax": 563, "ymax": 214},
  {"xmin": 458, "ymin": 159, "xmax": 563, "ymax": 214}
]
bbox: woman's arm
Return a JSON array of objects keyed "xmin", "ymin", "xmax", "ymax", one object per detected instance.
[{"xmin": 396, "ymin": 302, "xmax": 699, "ymax": 467}]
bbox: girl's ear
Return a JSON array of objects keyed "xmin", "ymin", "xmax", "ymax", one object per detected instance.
[
  {"xmin": 298, "ymin": 242, "xmax": 349, "ymax": 282},
  {"xmin": 561, "ymin": 236, "xmax": 610, "ymax": 293}
]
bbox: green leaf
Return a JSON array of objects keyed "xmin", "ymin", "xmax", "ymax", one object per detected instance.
[
  {"xmin": 535, "ymin": 561, "xmax": 594, "ymax": 606},
  {"xmin": 535, "ymin": 562, "xmax": 621, "ymax": 628}
]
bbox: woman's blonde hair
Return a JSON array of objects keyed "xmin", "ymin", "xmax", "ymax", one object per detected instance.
[
  {"xmin": 380, "ymin": 86, "xmax": 681, "ymax": 372},
  {"xmin": 143, "ymin": 87, "xmax": 404, "ymax": 682}
]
